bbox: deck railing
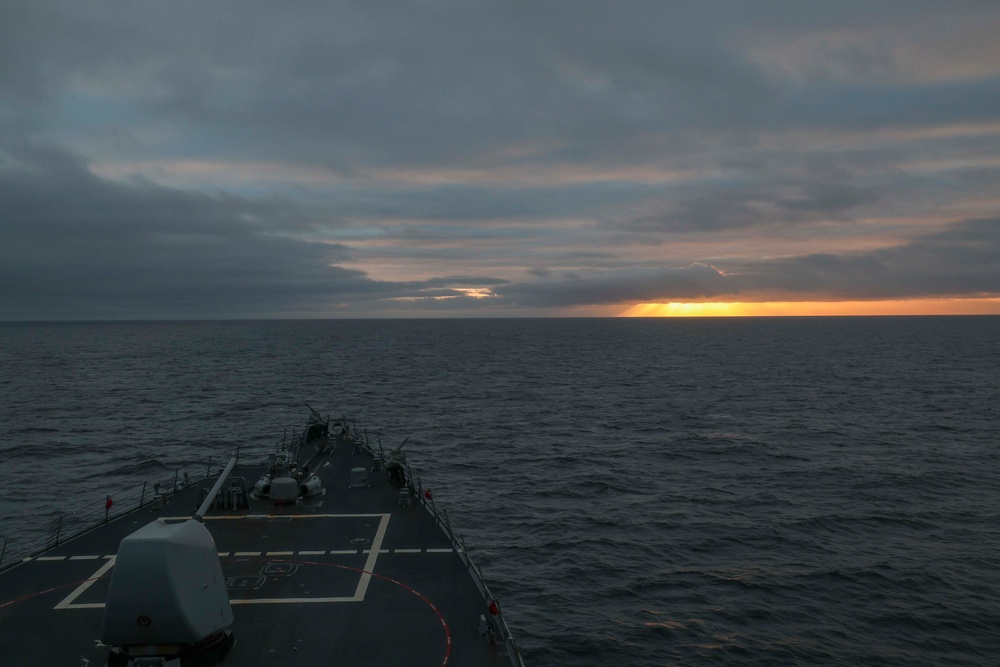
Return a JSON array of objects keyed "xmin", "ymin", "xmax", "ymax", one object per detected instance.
[
  {"xmin": 0, "ymin": 446, "xmax": 281, "ymax": 571},
  {"xmin": 358, "ymin": 430, "xmax": 526, "ymax": 667},
  {"xmin": 2, "ymin": 423, "xmax": 526, "ymax": 666},
  {"xmin": 419, "ymin": 485, "xmax": 526, "ymax": 666}
]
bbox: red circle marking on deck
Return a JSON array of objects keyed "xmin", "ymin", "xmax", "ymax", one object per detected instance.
[
  {"xmin": 0, "ymin": 558, "xmax": 455, "ymax": 667},
  {"xmin": 287, "ymin": 558, "xmax": 454, "ymax": 667},
  {"xmin": 0, "ymin": 573, "xmax": 113, "ymax": 610}
]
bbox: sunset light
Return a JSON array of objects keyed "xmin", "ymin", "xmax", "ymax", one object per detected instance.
[
  {"xmin": 619, "ymin": 299, "xmax": 1000, "ymax": 317},
  {"xmin": 4, "ymin": 4, "xmax": 1000, "ymax": 666},
  {"xmin": 3, "ymin": 3, "xmax": 1000, "ymax": 323}
]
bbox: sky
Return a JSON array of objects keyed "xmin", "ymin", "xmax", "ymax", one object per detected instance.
[{"xmin": 2, "ymin": 1, "xmax": 1000, "ymax": 319}]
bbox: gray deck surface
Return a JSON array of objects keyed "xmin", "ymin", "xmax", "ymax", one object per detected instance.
[{"xmin": 0, "ymin": 434, "xmax": 514, "ymax": 666}]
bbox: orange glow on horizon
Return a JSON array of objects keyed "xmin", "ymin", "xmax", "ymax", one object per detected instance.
[{"xmin": 619, "ymin": 298, "xmax": 1000, "ymax": 317}]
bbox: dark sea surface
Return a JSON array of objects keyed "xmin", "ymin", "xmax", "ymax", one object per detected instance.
[{"xmin": 1, "ymin": 317, "xmax": 999, "ymax": 666}]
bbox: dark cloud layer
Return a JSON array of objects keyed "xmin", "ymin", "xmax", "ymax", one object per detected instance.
[
  {"xmin": 488, "ymin": 218, "xmax": 1000, "ymax": 308},
  {"xmin": 2, "ymin": 1, "xmax": 1000, "ymax": 318},
  {"xmin": 0, "ymin": 140, "xmax": 499, "ymax": 318}
]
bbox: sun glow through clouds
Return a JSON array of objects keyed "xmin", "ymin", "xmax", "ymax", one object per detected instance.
[{"xmin": 434, "ymin": 288, "xmax": 496, "ymax": 300}]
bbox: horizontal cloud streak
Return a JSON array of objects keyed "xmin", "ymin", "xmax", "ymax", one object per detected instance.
[
  {"xmin": 2, "ymin": 1, "xmax": 1000, "ymax": 318},
  {"xmin": 487, "ymin": 218, "xmax": 1000, "ymax": 308}
]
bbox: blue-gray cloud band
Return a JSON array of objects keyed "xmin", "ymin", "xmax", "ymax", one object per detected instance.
[{"xmin": 2, "ymin": 139, "xmax": 997, "ymax": 318}]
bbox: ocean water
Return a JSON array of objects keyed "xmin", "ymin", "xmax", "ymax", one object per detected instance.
[{"xmin": 1, "ymin": 317, "xmax": 998, "ymax": 665}]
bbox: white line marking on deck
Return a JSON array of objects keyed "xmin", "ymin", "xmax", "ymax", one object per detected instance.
[
  {"xmin": 266, "ymin": 551, "xmax": 294, "ymax": 556},
  {"xmin": 353, "ymin": 513, "xmax": 390, "ymax": 601},
  {"xmin": 36, "ymin": 556, "xmax": 66, "ymax": 561},
  {"xmin": 69, "ymin": 555, "xmax": 100, "ymax": 560},
  {"xmin": 328, "ymin": 550, "xmax": 358, "ymax": 555},
  {"xmin": 44, "ymin": 514, "xmax": 395, "ymax": 608},
  {"xmin": 163, "ymin": 513, "xmax": 388, "ymax": 521},
  {"xmin": 426, "ymin": 548, "xmax": 454, "ymax": 553},
  {"xmin": 54, "ymin": 556, "xmax": 117, "ymax": 610},
  {"xmin": 394, "ymin": 548, "xmax": 422, "ymax": 553},
  {"xmin": 231, "ymin": 596, "xmax": 358, "ymax": 605},
  {"xmin": 228, "ymin": 515, "xmax": 392, "ymax": 606}
]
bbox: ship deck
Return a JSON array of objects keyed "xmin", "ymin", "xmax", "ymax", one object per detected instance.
[{"xmin": 0, "ymin": 428, "xmax": 518, "ymax": 666}]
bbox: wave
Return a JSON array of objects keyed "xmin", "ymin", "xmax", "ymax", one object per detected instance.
[{"xmin": 4, "ymin": 318, "xmax": 999, "ymax": 666}]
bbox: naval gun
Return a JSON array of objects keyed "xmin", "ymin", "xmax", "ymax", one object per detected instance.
[
  {"xmin": 101, "ymin": 459, "xmax": 237, "ymax": 666},
  {"xmin": 384, "ymin": 437, "xmax": 409, "ymax": 486},
  {"xmin": 303, "ymin": 402, "xmax": 330, "ymax": 445}
]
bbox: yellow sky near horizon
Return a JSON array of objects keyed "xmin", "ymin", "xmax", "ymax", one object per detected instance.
[{"xmin": 619, "ymin": 298, "xmax": 1000, "ymax": 317}]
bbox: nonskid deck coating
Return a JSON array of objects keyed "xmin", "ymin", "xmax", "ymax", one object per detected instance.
[
  {"xmin": 49, "ymin": 513, "xmax": 458, "ymax": 608},
  {"xmin": 0, "ymin": 433, "xmax": 516, "ymax": 666}
]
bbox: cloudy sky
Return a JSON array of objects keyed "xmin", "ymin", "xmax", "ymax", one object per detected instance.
[{"xmin": 3, "ymin": 1, "xmax": 1000, "ymax": 319}]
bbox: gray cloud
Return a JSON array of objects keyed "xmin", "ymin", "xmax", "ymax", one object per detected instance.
[
  {"xmin": 487, "ymin": 218, "xmax": 1000, "ymax": 308},
  {"xmin": 0, "ymin": 139, "xmax": 518, "ymax": 319},
  {"xmin": 767, "ymin": 217, "xmax": 1000, "ymax": 299},
  {"xmin": 2, "ymin": 1, "xmax": 1000, "ymax": 318},
  {"xmin": 494, "ymin": 263, "xmax": 731, "ymax": 308},
  {"xmin": 7, "ymin": 1, "xmax": 994, "ymax": 168},
  {"xmin": 613, "ymin": 181, "xmax": 882, "ymax": 233}
]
